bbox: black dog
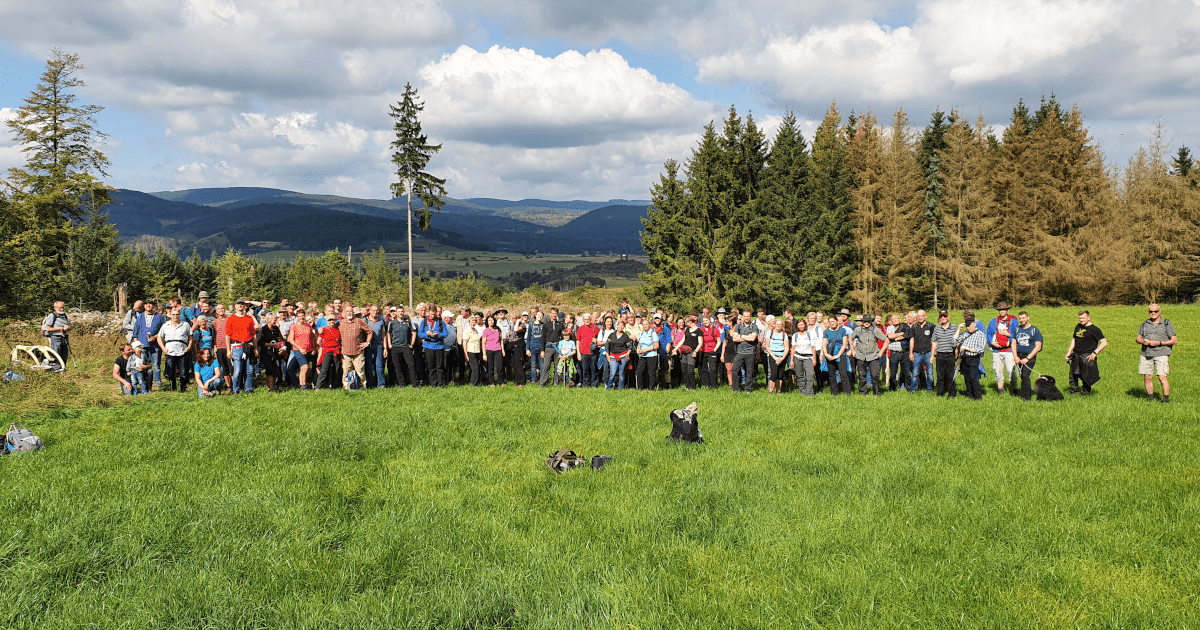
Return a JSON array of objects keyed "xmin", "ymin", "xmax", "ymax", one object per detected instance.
[
  {"xmin": 668, "ymin": 402, "xmax": 704, "ymax": 443},
  {"xmin": 1035, "ymin": 375, "xmax": 1064, "ymax": 401}
]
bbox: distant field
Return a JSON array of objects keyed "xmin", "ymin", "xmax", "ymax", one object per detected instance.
[
  {"xmin": 254, "ymin": 246, "xmax": 648, "ymax": 284},
  {"xmin": 0, "ymin": 305, "xmax": 1196, "ymax": 628}
]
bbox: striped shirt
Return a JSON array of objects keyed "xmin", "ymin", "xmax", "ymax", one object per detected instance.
[
  {"xmin": 959, "ymin": 329, "xmax": 987, "ymax": 356},
  {"xmin": 931, "ymin": 324, "xmax": 959, "ymax": 354}
]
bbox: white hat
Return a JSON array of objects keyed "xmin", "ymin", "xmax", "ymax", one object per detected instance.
[
  {"xmin": 442, "ymin": 309, "xmax": 453, "ymax": 318},
  {"xmin": 131, "ymin": 340, "xmax": 143, "ymax": 348}
]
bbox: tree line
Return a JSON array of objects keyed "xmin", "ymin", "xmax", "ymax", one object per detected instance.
[{"xmin": 640, "ymin": 100, "xmax": 1200, "ymax": 313}]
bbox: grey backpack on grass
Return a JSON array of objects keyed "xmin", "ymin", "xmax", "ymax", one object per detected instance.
[{"xmin": 5, "ymin": 423, "xmax": 43, "ymax": 454}]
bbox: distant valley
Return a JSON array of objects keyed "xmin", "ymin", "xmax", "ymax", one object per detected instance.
[{"xmin": 105, "ymin": 187, "xmax": 652, "ymax": 257}]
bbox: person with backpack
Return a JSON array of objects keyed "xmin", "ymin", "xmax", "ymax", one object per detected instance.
[
  {"xmin": 417, "ymin": 306, "xmax": 447, "ymax": 387},
  {"xmin": 764, "ymin": 317, "xmax": 790, "ymax": 394},
  {"xmin": 40, "ymin": 301, "xmax": 71, "ymax": 366},
  {"xmin": 384, "ymin": 306, "xmax": 418, "ymax": 388},
  {"xmin": 1137, "ymin": 303, "xmax": 1177, "ymax": 403},
  {"xmin": 158, "ymin": 306, "xmax": 193, "ymax": 393},
  {"xmin": 539, "ymin": 307, "xmax": 564, "ymax": 387},
  {"xmin": 121, "ymin": 300, "xmax": 143, "ymax": 343},
  {"xmin": 460, "ymin": 313, "xmax": 483, "ymax": 386},
  {"xmin": 131, "ymin": 300, "xmax": 165, "ymax": 391},
  {"xmin": 791, "ymin": 318, "xmax": 818, "ymax": 396},
  {"xmin": 987, "ymin": 302, "xmax": 1018, "ymax": 394}
]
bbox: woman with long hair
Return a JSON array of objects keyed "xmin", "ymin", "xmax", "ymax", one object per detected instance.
[
  {"xmin": 482, "ymin": 315, "xmax": 504, "ymax": 386},
  {"xmin": 193, "ymin": 347, "xmax": 223, "ymax": 398},
  {"xmin": 765, "ymin": 317, "xmax": 791, "ymax": 394}
]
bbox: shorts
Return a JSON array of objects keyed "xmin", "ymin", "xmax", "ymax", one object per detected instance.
[{"xmin": 1139, "ymin": 355, "xmax": 1169, "ymax": 376}]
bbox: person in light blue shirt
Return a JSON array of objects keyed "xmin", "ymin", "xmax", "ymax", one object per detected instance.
[{"xmin": 636, "ymin": 326, "xmax": 660, "ymax": 390}]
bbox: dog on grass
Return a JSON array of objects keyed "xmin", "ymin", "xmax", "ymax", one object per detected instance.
[
  {"xmin": 668, "ymin": 402, "xmax": 704, "ymax": 443},
  {"xmin": 1035, "ymin": 375, "xmax": 1064, "ymax": 401}
]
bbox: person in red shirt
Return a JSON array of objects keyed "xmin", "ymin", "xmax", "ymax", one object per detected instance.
[
  {"xmin": 225, "ymin": 300, "xmax": 258, "ymax": 393},
  {"xmin": 576, "ymin": 313, "xmax": 600, "ymax": 388},
  {"xmin": 315, "ymin": 316, "xmax": 342, "ymax": 390}
]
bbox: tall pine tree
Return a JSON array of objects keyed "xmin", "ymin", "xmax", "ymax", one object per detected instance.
[{"xmin": 804, "ymin": 102, "xmax": 859, "ymax": 311}]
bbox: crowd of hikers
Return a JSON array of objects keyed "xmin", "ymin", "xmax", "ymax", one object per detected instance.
[{"xmin": 40, "ymin": 293, "xmax": 1173, "ymax": 403}]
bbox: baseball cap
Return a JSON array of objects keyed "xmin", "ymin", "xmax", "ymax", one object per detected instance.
[
  {"xmin": 938, "ymin": 310, "xmax": 948, "ymax": 316},
  {"xmin": 521, "ymin": 311, "xmax": 529, "ymax": 316}
]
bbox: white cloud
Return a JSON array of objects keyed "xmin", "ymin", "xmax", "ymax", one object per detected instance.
[
  {"xmin": 419, "ymin": 45, "xmax": 717, "ymax": 147},
  {"xmin": 0, "ymin": 107, "xmax": 23, "ymax": 175}
]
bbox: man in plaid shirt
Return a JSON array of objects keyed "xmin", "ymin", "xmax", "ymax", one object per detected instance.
[{"xmin": 957, "ymin": 310, "xmax": 987, "ymax": 401}]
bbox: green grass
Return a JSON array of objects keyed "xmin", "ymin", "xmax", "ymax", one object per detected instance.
[{"xmin": 1, "ymin": 305, "xmax": 1197, "ymax": 628}]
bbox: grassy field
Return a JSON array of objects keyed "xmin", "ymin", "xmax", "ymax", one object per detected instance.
[{"xmin": 0, "ymin": 305, "xmax": 1197, "ymax": 628}]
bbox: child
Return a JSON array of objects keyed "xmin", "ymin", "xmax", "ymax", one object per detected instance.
[
  {"xmin": 128, "ymin": 341, "xmax": 150, "ymax": 394},
  {"xmin": 555, "ymin": 328, "xmax": 578, "ymax": 387}
]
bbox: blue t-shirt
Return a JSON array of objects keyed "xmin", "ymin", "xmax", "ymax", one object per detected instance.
[
  {"xmin": 638, "ymin": 330, "xmax": 658, "ymax": 357},
  {"xmin": 194, "ymin": 361, "xmax": 218, "ymax": 384},
  {"xmin": 557, "ymin": 339, "xmax": 577, "ymax": 356},
  {"xmin": 824, "ymin": 328, "xmax": 847, "ymax": 355},
  {"xmin": 1013, "ymin": 325, "xmax": 1043, "ymax": 354},
  {"xmin": 193, "ymin": 328, "xmax": 214, "ymax": 350}
]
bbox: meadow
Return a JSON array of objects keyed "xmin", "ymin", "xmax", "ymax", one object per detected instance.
[{"xmin": 0, "ymin": 305, "xmax": 1196, "ymax": 628}]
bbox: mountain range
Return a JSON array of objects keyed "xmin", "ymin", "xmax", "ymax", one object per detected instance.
[{"xmin": 103, "ymin": 187, "xmax": 652, "ymax": 257}]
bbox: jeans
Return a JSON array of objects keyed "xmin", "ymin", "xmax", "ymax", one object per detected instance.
[
  {"xmin": 143, "ymin": 344, "xmax": 163, "ymax": 387},
  {"xmin": 607, "ymin": 353, "xmax": 629, "ymax": 389},
  {"xmin": 910, "ymin": 351, "xmax": 933, "ymax": 391},
  {"xmin": 364, "ymin": 345, "xmax": 385, "ymax": 388},
  {"xmin": 731, "ymin": 353, "xmax": 755, "ymax": 392},
  {"xmin": 49, "ymin": 336, "xmax": 69, "ymax": 363},
  {"xmin": 528, "ymin": 345, "xmax": 543, "ymax": 382},
  {"xmin": 581, "ymin": 352, "xmax": 598, "ymax": 387},
  {"xmin": 164, "ymin": 354, "xmax": 188, "ymax": 392},
  {"xmin": 130, "ymin": 371, "xmax": 147, "ymax": 395},
  {"xmin": 231, "ymin": 345, "xmax": 253, "ymax": 393},
  {"xmin": 197, "ymin": 380, "xmax": 223, "ymax": 398}
]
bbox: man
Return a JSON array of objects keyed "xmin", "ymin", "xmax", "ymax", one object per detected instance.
[
  {"xmin": 456, "ymin": 307, "xmax": 473, "ymax": 383},
  {"xmin": 441, "ymin": 310, "xmax": 459, "ymax": 385},
  {"xmin": 131, "ymin": 300, "xmax": 165, "ymax": 390},
  {"xmin": 192, "ymin": 291, "xmax": 211, "ymax": 317},
  {"xmin": 225, "ymin": 299, "xmax": 258, "ymax": 393},
  {"xmin": 339, "ymin": 304, "xmax": 373, "ymax": 390},
  {"xmin": 1137, "ymin": 303, "xmax": 1176, "ymax": 403},
  {"xmin": 41, "ymin": 301, "xmax": 71, "ymax": 365},
  {"xmin": 1065, "ymin": 310, "xmax": 1107, "ymax": 395},
  {"xmin": 754, "ymin": 308, "xmax": 770, "ymax": 383},
  {"xmin": 851, "ymin": 314, "xmax": 887, "ymax": 395},
  {"xmin": 987, "ymin": 302, "xmax": 1018, "ymax": 395},
  {"xmin": 909, "ymin": 309, "xmax": 935, "ymax": 393},
  {"xmin": 539, "ymin": 307, "xmax": 564, "ymax": 387},
  {"xmin": 417, "ymin": 305, "xmax": 446, "ymax": 387},
  {"xmin": 384, "ymin": 306, "xmax": 418, "ymax": 388},
  {"xmin": 526, "ymin": 306, "xmax": 545, "ymax": 383},
  {"xmin": 887, "ymin": 312, "xmax": 914, "ymax": 391},
  {"xmin": 1011, "ymin": 311, "xmax": 1043, "ymax": 401},
  {"xmin": 212, "ymin": 304, "xmax": 232, "ymax": 391},
  {"xmin": 930, "ymin": 310, "xmax": 958, "ymax": 397},
  {"xmin": 364, "ymin": 305, "xmax": 387, "ymax": 388},
  {"xmin": 158, "ymin": 306, "xmax": 194, "ymax": 393},
  {"xmin": 577, "ymin": 313, "xmax": 600, "ymax": 387},
  {"xmin": 957, "ymin": 313, "xmax": 987, "ymax": 401},
  {"xmin": 122, "ymin": 300, "xmax": 144, "ymax": 342},
  {"xmin": 654, "ymin": 314, "xmax": 673, "ymax": 388},
  {"xmin": 730, "ymin": 309, "xmax": 758, "ymax": 393},
  {"xmin": 112, "ymin": 343, "xmax": 135, "ymax": 394}
]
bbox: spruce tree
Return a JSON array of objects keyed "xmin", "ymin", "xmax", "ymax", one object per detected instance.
[
  {"xmin": 1172, "ymin": 146, "xmax": 1198, "ymax": 189},
  {"xmin": 757, "ymin": 113, "xmax": 813, "ymax": 311},
  {"xmin": 715, "ymin": 109, "xmax": 770, "ymax": 309},
  {"xmin": 389, "ymin": 83, "xmax": 446, "ymax": 308},
  {"xmin": 805, "ymin": 102, "xmax": 859, "ymax": 312}
]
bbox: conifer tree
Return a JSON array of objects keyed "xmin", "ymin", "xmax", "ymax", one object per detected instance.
[
  {"xmin": 389, "ymin": 82, "xmax": 446, "ymax": 308},
  {"xmin": 757, "ymin": 113, "xmax": 813, "ymax": 311},
  {"xmin": 1120, "ymin": 125, "xmax": 1200, "ymax": 302},
  {"xmin": 804, "ymin": 102, "xmax": 859, "ymax": 311},
  {"xmin": 1172, "ymin": 146, "xmax": 1198, "ymax": 189},
  {"xmin": 715, "ymin": 109, "xmax": 770, "ymax": 308}
]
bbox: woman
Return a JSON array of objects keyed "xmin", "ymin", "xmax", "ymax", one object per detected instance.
[
  {"xmin": 823, "ymin": 315, "xmax": 851, "ymax": 396},
  {"xmin": 461, "ymin": 313, "xmax": 483, "ymax": 386},
  {"xmin": 676, "ymin": 315, "xmax": 702, "ymax": 390},
  {"xmin": 482, "ymin": 315, "xmax": 503, "ymax": 386},
  {"xmin": 765, "ymin": 317, "xmax": 790, "ymax": 394},
  {"xmin": 158, "ymin": 306, "xmax": 193, "ymax": 393},
  {"xmin": 554, "ymin": 326, "xmax": 578, "ymax": 387},
  {"xmin": 256, "ymin": 313, "xmax": 286, "ymax": 392},
  {"xmin": 670, "ymin": 317, "xmax": 686, "ymax": 388},
  {"xmin": 315, "ymin": 314, "xmax": 341, "ymax": 390},
  {"xmin": 193, "ymin": 347, "xmax": 223, "ymax": 398},
  {"xmin": 606, "ymin": 321, "xmax": 632, "ymax": 390},
  {"xmin": 192, "ymin": 315, "xmax": 214, "ymax": 353},
  {"xmin": 699, "ymin": 315, "xmax": 722, "ymax": 388},
  {"xmin": 507, "ymin": 312, "xmax": 527, "ymax": 387},
  {"xmin": 595, "ymin": 316, "xmax": 616, "ymax": 387},
  {"xmin": 287, "ymin": 310, "xmax": 316, "ymax": 390},
  {"xmin": 635, "ymin": 321, "xmax": 659, "ymax": 391},
  {"xmin": 791, "ymin": 318, "xmax": 817, "ymax": 396},
  {"xmin": 719, "ymin": 310, "xmax": 735, "ymax": 388}
]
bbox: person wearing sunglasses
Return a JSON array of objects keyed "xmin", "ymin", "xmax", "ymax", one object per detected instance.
[{"xmin": 1137, "ymin": 304, "xmax": 1176, "ymax": 403}]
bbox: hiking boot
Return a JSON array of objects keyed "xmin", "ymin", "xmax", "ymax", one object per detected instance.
[{"xmin": 1162, "ymin": 395, "xmax": 1170, "ymax": 403}]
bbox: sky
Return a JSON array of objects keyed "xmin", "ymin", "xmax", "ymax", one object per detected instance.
[{"xmin": 0, "ymin": 0, "xmax": 1198, "ymax": 202}]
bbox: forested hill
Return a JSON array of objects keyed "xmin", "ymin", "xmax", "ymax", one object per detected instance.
[{"xmin": 105, "ymin": 188, "xmax": 651, "ymax": 256}]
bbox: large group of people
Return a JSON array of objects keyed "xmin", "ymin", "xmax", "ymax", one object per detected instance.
[{"xmin": 35, "ymin": 293, "xmax": 1172, "ymax": 403}]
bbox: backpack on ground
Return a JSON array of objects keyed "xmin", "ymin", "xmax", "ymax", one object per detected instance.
[
  {"xmin": 668, "ymin": 402, "xmax": 704, "ymax": 443},
  {"xmin": 545, "ymin": 448, "xmax": 586, "ymax": 473},
  {"xmin": 5, "ymin": 423, "xmax": 44, "ymax": 454}
]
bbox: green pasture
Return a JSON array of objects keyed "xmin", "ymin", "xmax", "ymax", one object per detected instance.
[{"xmin": 0, "ymin": 305, "xmax": 1196, "ymax": 628}]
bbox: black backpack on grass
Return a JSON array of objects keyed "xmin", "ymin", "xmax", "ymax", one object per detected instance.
[{"xmin": 668, "ymin": 402, "xmax": 704, "ymax": 443}]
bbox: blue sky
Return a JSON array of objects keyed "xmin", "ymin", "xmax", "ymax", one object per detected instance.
[{"xmin": 1, "ymin": 0, "xmax": 1198, "ymax": 201}]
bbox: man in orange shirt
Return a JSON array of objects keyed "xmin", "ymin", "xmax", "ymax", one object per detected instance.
[{"xmin": 225, "ymin": 299, "xmax": 258, "ymax": 393}]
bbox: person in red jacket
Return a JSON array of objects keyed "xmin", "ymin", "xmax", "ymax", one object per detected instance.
[
  {"xmin": 576, "ymin": 313, "xmax": 600, "ymax": 388},
  {"xmin": 225, "ymin": 299, "xmax": 258, "ymax": 393},
  {"xmin": 315, "ymin": 318, "xmax": 342, "ymax": 390}
]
